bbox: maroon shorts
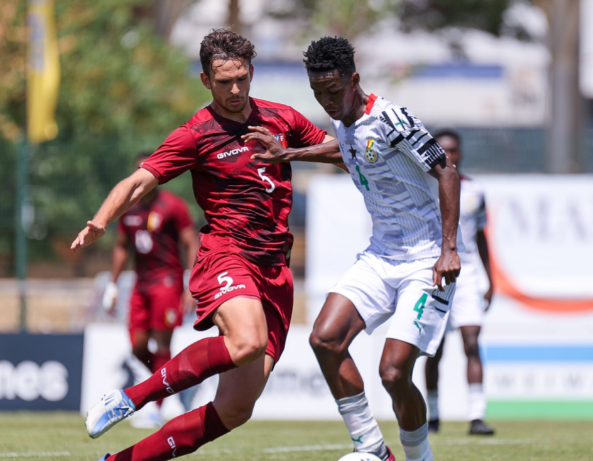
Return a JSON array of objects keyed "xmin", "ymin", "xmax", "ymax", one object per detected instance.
[
  {"xmin": 129, "ymin": 280, "xmax": 184, "ymax": 334},
  {"xmin": 190, "ymin": 252, "xmax": 293, "ymax": 363}
]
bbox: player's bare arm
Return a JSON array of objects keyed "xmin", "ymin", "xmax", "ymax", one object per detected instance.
[
  {"xmin": 477, "ymin": 229, "xmax": 494, "ymax": 309},
  {"xmin": 428, "ymin": 156, "xmax": 461, "ymax": 290},
  {"xmin": 243, "ymin": 126, "xmax": 347, "ymax": 170},
  {"xmin": 179, "ymin": 225, "xmax": 200, "ymax": 313},
  {"xmin": 71, "ymin": 168, "xmax": 158, "ymax": 251}
]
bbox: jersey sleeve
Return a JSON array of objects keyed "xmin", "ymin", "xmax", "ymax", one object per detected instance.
[
  {"xmin": 379, "ymin": 106, "xmax": 446, "ymax": 172},
  {"xmin": 140, "ymin": 125, "xmax": 200, "ymax": 184},
  {"xmin": 476, "ymin": 188, "xmax": 487, "ymax": 231},
  {"xmin": 287, "ymin": 108, "xmax": 327, "ymax": 148},
  {"xmin": 173, "ymin": 198, "xmax": 194, "ymax": 232}
]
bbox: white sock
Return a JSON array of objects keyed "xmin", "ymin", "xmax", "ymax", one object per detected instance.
[
  {"xmin": 468, "ymin": 383, "xmax": 486, "ymax": 421},
  {"xmin": 400, "ymin": 423, "xmax": 433, "ymax": 461},
  {"xmin": 427, "ymin": 389, "xmax": 439, "ymax": 421},
  {"xmin": 336, "ymin": 392, "xmax": 388, "ymax": 459}
]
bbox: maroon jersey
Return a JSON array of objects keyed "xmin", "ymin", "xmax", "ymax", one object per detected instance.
[
  {"xmin": 140, "ymin": 98, "xmax": 327, "ymax": 266},
  {"xmin": 117, "ymin": 190, "xmax": 193, "ymax": 287}
]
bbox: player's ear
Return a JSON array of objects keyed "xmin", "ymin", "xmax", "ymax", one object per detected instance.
[
  {"xmin": 351, "ymin": 72, "xmax": 360, "ymax": 88},
  {"xmin": 200, "ymin": 71, "xmax": 212, "ymax": 90},
  {"xmin": 249, "ymin": 63, "xmax": 254, "ymax": 81}
]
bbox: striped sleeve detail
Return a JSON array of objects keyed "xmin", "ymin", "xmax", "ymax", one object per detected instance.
[{"xmin": 380, "ymin": 105, "xmax": 446, "ymax": 171}]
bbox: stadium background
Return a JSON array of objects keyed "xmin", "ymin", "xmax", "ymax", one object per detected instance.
[{"xmin": 1, "ymin": 0, "xmax": 593, "ymax": 459}]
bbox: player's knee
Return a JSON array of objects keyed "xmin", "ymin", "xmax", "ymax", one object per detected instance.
[
  {"xmin": 464, "ymin": 339, "xmax": 480, "ymax": 359},
  {"xmin": 380, "ymin": 365, "xmax": 409, "ymax": 394},
  {"xmin": 229, "ymin": 337, "xmax": 267, "ymax": 365},
  {"xmin": 309, "ymin": 326, "xmax": 346, "ymax": 357},
  {"xmin": 218, "ymin": 404, "xmax": 254, "ymax": 430}
]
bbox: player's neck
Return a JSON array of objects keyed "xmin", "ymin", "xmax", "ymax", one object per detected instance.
[
  {"xmin": 342, "ymin": 89, "xmax": 368, "ymax": 128},
  {"xmin": 210, "ymin": 99, "xmax": 252, "ymax": 124}
]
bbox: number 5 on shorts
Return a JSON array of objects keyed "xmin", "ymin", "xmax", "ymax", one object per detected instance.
[
  {"xmin": 217, "ymin": 271, "xmax": 233, "ymax": 290},
  {"xmin": 414, "ymin": 293, "xmax": 428, "ymax": 320}
]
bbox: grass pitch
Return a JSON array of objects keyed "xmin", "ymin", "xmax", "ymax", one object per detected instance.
[{"xmin": 0, "ymin": 412, "xmax": 592, "ymax": 460}]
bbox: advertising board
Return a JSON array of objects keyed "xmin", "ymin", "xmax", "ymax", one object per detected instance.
[{"xmin": 0, "ymin": 334, "xmax": 84, "ymax": 410}]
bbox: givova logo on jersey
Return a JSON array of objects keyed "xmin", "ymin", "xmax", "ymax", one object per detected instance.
[
  {"xmin": 214, "ymin": 271, "xmax": 246, "ymax": 300},
  {"xmin": 365, "ymin": 139, "xmax": 378, "ymax": 163}
]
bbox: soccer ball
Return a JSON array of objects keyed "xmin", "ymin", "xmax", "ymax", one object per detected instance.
[{"xmin": 337, "ymin": 453, "xmax": 383, "ymax": 461}]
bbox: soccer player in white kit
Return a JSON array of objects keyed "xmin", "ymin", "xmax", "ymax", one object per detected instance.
[
  {"xmin": 424, "ymin": 130, "xmax": 495, "ymax": 436},
  {"xmin": 300, "ymin": 37, "xmax": 461, "ymax": 461}
]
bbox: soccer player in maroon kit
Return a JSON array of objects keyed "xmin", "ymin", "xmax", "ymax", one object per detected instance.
[
  {"xmin": 103, "ymin": 152, "xmax": 199, "ymax": 425},
  {"xmin": 72, "ymin": 30, "xmax": 341, "ymax": 461}
]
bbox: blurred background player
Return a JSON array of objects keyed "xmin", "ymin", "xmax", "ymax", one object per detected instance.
[
  {"xmin": 424, "ymin": 129, "xmax": 495, "ymax": 435},
  {"xmin": 102, "ymin": 151, "xmax": 199, "ymax": 427}
]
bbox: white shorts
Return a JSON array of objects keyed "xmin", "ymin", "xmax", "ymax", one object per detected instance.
[
  {"xmin": 330, "ymin": 250, "xmax": 456, "ymax": 357},
  {"xmin": 447, "ymin": 263, "xmax": 484, "ymax": 331}
]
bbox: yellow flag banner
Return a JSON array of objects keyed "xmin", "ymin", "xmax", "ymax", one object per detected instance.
[{"xmin": 27, "ymin": 0, "xmax": 60, "ymax": 144}]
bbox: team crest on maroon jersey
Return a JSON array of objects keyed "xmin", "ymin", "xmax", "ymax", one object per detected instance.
[{"xmin": 274, "ymin": 133, "xmax": 289, "ymax": 148}]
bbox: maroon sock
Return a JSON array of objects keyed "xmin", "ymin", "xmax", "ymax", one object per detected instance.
[
  {"xmin": 125, "ymin": 336, "xmax": 235, "ymax": 410},
  {"xmin": 108, "ymin": 402, "xmax": 229, "ymax": 461},
  {"xmin": 151, "ymin": 351, "xmax": 171, "ymax": 408}
]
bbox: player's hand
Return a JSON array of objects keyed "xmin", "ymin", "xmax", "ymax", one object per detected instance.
[
  {"xmin": 432, "ymin": 250, "xmax": 461, "ymax": 291},
  {"xmin": 484, "ymin": 284, "xmax": 493, "ymax": 311},
  {"xmin": 102, "ymin": 281, "xmax": 119, "ymax": 315},
  {"xmin": 71, "ymin": 221, "xmax": 106, "ymax": 251},
  {"xmin": 242, "ymin": 126, "xmax": 290, "ymax": 163},
  {"xmin": 183, "ymin": 290, "xmax": 196, "ymax": 315}
]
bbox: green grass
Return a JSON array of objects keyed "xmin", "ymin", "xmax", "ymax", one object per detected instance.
[{"xmin": 0, "ymin": 412, "xmax": 592, "ymax": 460}]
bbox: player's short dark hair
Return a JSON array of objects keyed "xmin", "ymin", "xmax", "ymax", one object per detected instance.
[
  {"xmin": 433, "ymin": 129, "xmax": 461, "ymax": 145},
  {"xmin": 135, "ymin": 151, "xmax": 152, "ymax": 163},
  {"xmin": 200, "ymin": 29, "xmax": 257, "ymax": 76},
  {"xmin": 303, "ymin": 36, "xmax": 356, "ymax": 77}
]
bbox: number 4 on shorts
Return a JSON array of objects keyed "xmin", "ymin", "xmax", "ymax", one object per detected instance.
[{"xmin": 414, "ymin": 293, "xmax": 428, "ymax": 320}]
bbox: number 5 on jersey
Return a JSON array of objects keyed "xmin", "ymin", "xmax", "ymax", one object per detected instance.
[{"xmin": 257, "ymin": 167, "xmax": 276, "ymax": 193}]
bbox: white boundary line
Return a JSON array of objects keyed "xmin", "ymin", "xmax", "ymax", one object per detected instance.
[
  {"xmin": 0, "ymin": 453, "xmax": 70, "ymax": 459},
  {"xmin": 199, "ymin": 438, "xmax": 588, "ymax": 455}
]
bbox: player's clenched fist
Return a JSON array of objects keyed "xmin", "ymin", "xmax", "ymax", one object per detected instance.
[
  {"xmin": 71, "ymin": 221, "xmax": 106, "ymax": 251},
  {"xmin": 432, "ymin": 251, "xmax": 461, "ymax": 291}
]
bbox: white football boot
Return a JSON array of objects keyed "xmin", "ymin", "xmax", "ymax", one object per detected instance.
[{"xmin": 86, "ymin": 390, "xmax": 136, "ymax": 438}]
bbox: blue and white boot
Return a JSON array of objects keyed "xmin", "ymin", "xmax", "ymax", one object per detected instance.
[
  {"xmin": 98, "ymin": 455, "xmax": 110, "ymax": 461},
  {"xmin": 86, "ymin": 390, "xmax": 136, "ymax": 438}
]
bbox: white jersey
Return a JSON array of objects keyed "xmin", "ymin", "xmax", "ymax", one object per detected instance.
[
  {"xmin": 458, "ymin": 176, "xmax": 487, "ymax": 265},
  {"xmin": 332, "ymin": 94, "xmax": 462, "ymax": 261}
]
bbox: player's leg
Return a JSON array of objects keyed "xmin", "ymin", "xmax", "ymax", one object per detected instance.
[
  {"xmin": 381, "ymin": 340, "xmax": 432, "ymax": 461},
  {"xmin": 124, "ymin": 296, "xmax": 266, "ymax": 409},
  {"xmin": 460, "ymin": 325, "xmax": 494, "ymax": 435},
  {"xmin": 424, "ymin": 338, "xmax": 445, "ymax": 432},
  {"xmin": 382, "ymin": 259, "xmax": 456, "ymax": 461},
  {"xmin": 129, "ymin": 288, "xmax": 154, "ymax": 369},
  {"xmin": 85, "ymin": 296, "xmax": 265, "ymax": 438},
  {"xmin": 310, "ymin": 252, "xmax": 396, "ymax": 460},
  {"xmin": 104, "ymin": 354, "xmax": 274, "ymax": 461},
  {"xmin": 310, "ymin": 293, "xmax": 366, "ymax": 399}
]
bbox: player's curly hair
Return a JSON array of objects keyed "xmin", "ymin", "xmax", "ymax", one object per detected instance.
[
  {"xmin": 303, "ymin": 36, "xmax": 356, "ymax": 76},
  {"xmin": 433, "ymin": 129, "xmax": 462, "ymax": 145},
  {"xmin": 200, "ymin": 29, "xmax": 257, "ymax": 75}
]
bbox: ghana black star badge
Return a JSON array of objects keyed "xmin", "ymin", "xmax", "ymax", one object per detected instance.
[{"xmin": 349, "ymin": 145, "xmax": 357, "ymax": 159}]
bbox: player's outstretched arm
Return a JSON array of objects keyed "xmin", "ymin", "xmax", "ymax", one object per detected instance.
[
  {"xmin": 428, "ymin": 157, "xmax": 461, "ymax": 290},
  {"xmin": 71, "ymin": 168, "xmax": 158, "ymax": 251},
  {"xmin": 243, "ymin": 126, "xmax": 345, "ymax": 167}
]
